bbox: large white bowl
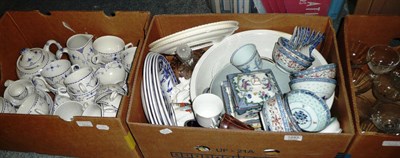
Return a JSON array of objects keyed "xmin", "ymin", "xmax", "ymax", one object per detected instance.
[{"xmin": 190, "ymin": 29, "xmax": 330, "ymax": 103}]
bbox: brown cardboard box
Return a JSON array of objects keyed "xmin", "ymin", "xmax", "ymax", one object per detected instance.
[
  {"xmin": 338, "ymin": 15, "xmax": 400, "ymax": 158},
  {"xmin": 354, "ymin": 0, "xmax": 400, "ymax": 15},
  {"xmin": 127, "ymin": 14, "xmax": 354, "ymax": 158},
  {"xmin": 0, "ymin": 11, "xmax": 149, "ymax": 158}
]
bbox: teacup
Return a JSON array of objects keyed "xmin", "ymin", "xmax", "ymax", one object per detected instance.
[
  {"xmin": 17, "ymin": 93, "xmax": 49, "ymax": 115},
  {"xmin": 64, "ymin": 66, "xmax": 98, "ymax": 95},
  {"xmin": 0, "ymin": 97, "xmax": 16, "ymax": 113},
  {"xmin": 100, "ymin": 103, "xmax": 119, "ymax": 117},
  {"xmin": 67, "ymin": 83, "xmax": 100, "ymax": 106},
  {"xmin": 92, "ymin": 35, "xmax": 134, "ymax": 64},
  {"xmin": 53, "ymin": 101, "xmax": 85, "ymax": 121},
  {"xmin": 56, "ymin": 34, "xmax": 96, "ymax": 68},
  {"xmin": 192, "ymin": 93, "xmax": 224, "ymax": 128},
  {"xmin": 94, "ymin": 61, "xmax": 127, "ymax": 85},
  {"xmin": 3, "ymin": 79, "xmax": 35, "ymax": 107},
  {"xmin": 230, "ymin": 43, "xmax": 263, "ymax": 73}
]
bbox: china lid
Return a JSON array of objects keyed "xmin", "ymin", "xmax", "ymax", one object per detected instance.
[{"xmin": 18, "ymin": 48, "xmax": 45, "ymax": 69}]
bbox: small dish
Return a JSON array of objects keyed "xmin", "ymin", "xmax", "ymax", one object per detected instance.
[
  {"xmin": 289, "ymin": 77, "xmax": 337, "ymax": 100},
  {"xmin": 285, "ymin": 89, "xmax": 331, "ymax": 132}
]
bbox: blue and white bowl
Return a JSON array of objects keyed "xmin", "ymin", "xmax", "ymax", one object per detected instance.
[
  {"xmin": 289, "ymin": 77, "xmax": 336, "ymax": 100},
  {"xmin": 277, "ymin": 37, "xmax": 315, "ymax": 62},
  {"xmin": 291, "ymin": 63, "xmax": 336, "ymax": 79},
  {"xmin": 285, "ymin": 89, "xmax": 331, "ymax": 132},
  {"xmin": 272, "ymin": 42, "xmax": 312, "ymax": 73},
  {"xmin": 260, "ymin": 94, "xmax": 292, "ymax": 132}
]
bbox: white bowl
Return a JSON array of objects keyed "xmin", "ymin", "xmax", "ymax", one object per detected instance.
[{"xmin": 190, "ymin": 29, "xmax": 329, "ymax": 103}]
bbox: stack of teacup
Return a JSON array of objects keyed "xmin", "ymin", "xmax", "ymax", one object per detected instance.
[{"xmin": 1, "ymin": 33, "xmax": 136, "ymax": 121}]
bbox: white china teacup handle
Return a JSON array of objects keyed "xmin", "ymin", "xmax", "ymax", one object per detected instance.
[
  {"xmin": 4, "ymin": 80, "xmax": 14, "ymax": 87},
  {"xmin": 44, "ymin": 39, "xmax": 63, "ymax": 54},
  {"xmin": 56, "ymin": 48, "xmax": 69, "ymax": 60},
  {"xmin": 82, "ymin": 102, "xmax": 89, "ymax": 110},
  {"xmin": 70, "ymin": 64, "xmax": 80, "ymax": 72},
  {"xmin": 32, "ymin": 77, "xmax": 54, "ymax": 92},
  {"xmin": 34, "ymin": 109, "xmax": 47, "ymax": 115},
  {"xmin": 124, "ymin": 43, "xmax": 134, "ymax": 49},
  {"xmin": 109, "ymin": 92, "xmax": 119, "ymax": 101},
  {"xmin": 78, "ymin": 83, "xmax": 88, "ymax": 93},
  {"xmin": 91, "ymin": 54, "xmax": 107, "ymax": 65},
  {"xmin": 57, "ymin": 87, "xmax": 70, "ymax": 98}
]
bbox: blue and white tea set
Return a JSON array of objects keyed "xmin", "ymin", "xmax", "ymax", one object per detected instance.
[{"xmin": 1, "ymin": 34, "xmax": 137, "ymax": 121}]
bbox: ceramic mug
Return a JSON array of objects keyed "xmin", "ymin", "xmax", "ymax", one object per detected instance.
[
  {"xmin": 192, "ymin": 93, "xmax": 224, "ymax": 128},
  {"xmin": 230, "ymin": 43, "xmax": 263, "ymax": 73},
  {"xmin": 92, "ymin": 35, "xmax": 134, "ymax": 64}
]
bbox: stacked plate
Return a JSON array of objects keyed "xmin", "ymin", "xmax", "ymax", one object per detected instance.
[
  {"xmin": 149, "ymin": 20, "xmax": 239, "ymax": 55},
  {"xmin": 141, "ymin": 52, "xmax": 179, "ymax": 126}
]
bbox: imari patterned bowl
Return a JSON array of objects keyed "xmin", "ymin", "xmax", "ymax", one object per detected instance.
[
  {"xmin": 260, "ymin": 94, "xmax": 292, "ymax": 132},
  {"xmin": 289, "ymin": 77, "xmax": 336, "ymax": 100},
  {"xmin": 277, "ymin": 37, "xmax": 315, "ymax": 63},
  {"xmin": 291, "ymin": 63, "xmax": 336, "ymax": 79},
  {"xmin": 285, "ymin": 89, "xmax": 331, "ymax": 132},
  {"xmin": 272, "ymin": 42, "xmax": 312, "ymax": 73}
]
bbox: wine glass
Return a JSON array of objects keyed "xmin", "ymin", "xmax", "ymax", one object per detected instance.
[
  {"xmin": 370, "ymin": 101, "xmax": 400, "ymax": 134},
  {"xmin": 366, "ymin": 45, "xmax": 400, "ymax": 78},
  {"xmin": 372, "ymin": 68, "xmax": 400, "ymax": 103},
  {"xmin": 349, "ymin": 40, "xmax": 369, "ymax": 68}
]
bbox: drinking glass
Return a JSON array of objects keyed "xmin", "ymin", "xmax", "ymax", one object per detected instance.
[
  {"xmin": 349, "ymin": 40, "xmax": 369, "ymax": 68},
  {"xmin": 370, "ymin": 102, "xmax": 400, "ymax": 134},
  {"xmin": 366, "ymin": 45, "xmax": 400, "ymax": 78},
  {"xmin": 372, "ymin": 69, "xmax": 400, "ymax": 103}
]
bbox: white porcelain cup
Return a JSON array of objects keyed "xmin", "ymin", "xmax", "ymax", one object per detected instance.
[
  {"xmin": 92, "ymin": 35, "xmax": 133, "ymax": 64},
  {"xmin": 121, "ymin": 47, "xmax": 137, "ymax": 72},
  {"xmin": 53, "ymin": 101, "xmax": 85, "ymax": 121},
  {"xmin": 94, "ymin": 61, "xmax": 127, "ymax": 85},
  {"xmin": 230, "ymin": 43, "xmax": 263, "ymax": 73},
  {"xmin": 0, "ymin": 97, "xmax": 16, "ymax": 113},
  {"xmin": 100, "ymin": 103, "xmax": 118, "ymax": 117},
  {"xmin": 82, "ymin": 103, "xmax": 102, "ymax": 117},
  {"xmin": 192, "ymin": 93, "xmax": 224, "ymax": 128},
  {"xmin": 17, "ymin": 93, "xmax": 49, "ymax": 115},
  {"xmin": 64, "ymin": 66, "xmax": 98, "ymax": 95}
]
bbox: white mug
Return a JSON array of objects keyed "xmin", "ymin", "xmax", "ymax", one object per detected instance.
[
  {"xmin": 92, "ymin": 35, "xmax": 133, "ymax": 64},
  {"xmin": 94, "ymin": 61, "xmax": 127, "ymax": 85},
  {"xmin": 192, "ymin": 93, "xmax": 224, "ymax": 128},
  {"xmin": 230, "ymin": 43, "xmax": 263, "ymax": 73}
]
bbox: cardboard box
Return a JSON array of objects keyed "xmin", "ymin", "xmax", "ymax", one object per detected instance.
[
  {"xmin": 354, "ymin": 0, "xmax": 400, "ymax": 15},
  {"xmin": 127, "ymin": 14, "xmax": 354, "ymax": 158},
  {"xmin": 338, "ymin": 15, "xmax": 400, "ymax": 158},
  {"xmin": 0, "ymin": 11, "xmax": 149, "ymax": 158}
]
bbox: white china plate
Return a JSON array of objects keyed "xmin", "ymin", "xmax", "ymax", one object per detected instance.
[
  {"xmin": 190, "ymin": 29, "xmax": 333, "ymax": 107},
  {"xmin": 150, "ymin": 27, "xmax": 238, "ymax": 55},
  {"xmin": 151, "ymin": 24, "xmax": 239, "ymax": 49},
  {"xmin": 149, "ymin": 20, "xmax": 239, "ymax": 49},
  {"xmin": 142, "ymin": 53, "xmax": 158, "ymax": 124}
]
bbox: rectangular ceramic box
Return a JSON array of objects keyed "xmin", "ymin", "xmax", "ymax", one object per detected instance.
[
  {"xmin": 338, "ymin": 15, "xmax": 400, "ymax": 158},
  {"xmin": 0, "ymin": 11, "xmax": 149, "ymax": 158},
  {"xmin": 127, "ymin": 14, "xmax": 354, "ymax": 158}
]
